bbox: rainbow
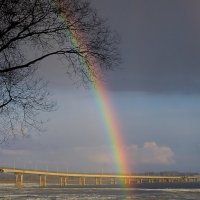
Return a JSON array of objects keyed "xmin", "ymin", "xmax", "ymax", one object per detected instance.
[
  {"xmin": 93, "ymin": 80, "xmax": 130, "ymax": 174},
  {"xmin": 55, "ymin": 0, "xmax": 130, "ymax": 176}
]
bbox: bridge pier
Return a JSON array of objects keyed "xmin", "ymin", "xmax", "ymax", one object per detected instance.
[
  {"xmin": 95, "ymin": 177, "xmax": 102, "ymax": 185},
  {"xmin": 148, "ymin": 179, "xmax": 154, "ymax": 183},
  {"xmin": 39, "ymin": 175, "xmax": 47, "ymax": 187},
  {"xmin": 64, "ymin": 177, "xmax": 68, "ymax": 186},
  {"xmin": 136, "ymin": 178, "xmax": 143, "ymax": 183},
  {"xmin": 124, "ymin": 178, "xmax": 131, "ymax": 185},
  {"xmin": 60, "ymin": 177, "xmax": 68, "ymax": 187},
  {"xmin": 60, "ymin": 177, "xmax": 64, "ymax": 187},
  {"xmin": 79, "ymin": 177, "xmax": 86, "ymax": 186},
  {"xmin": 111, "ymin": 178, "xmax": 117, "ymax": 185},
  {"xmin": 160, "ymin": 178, "xmax": 163, "ymax": 183},
  {"xmin": 15, "ymin": 173, "xmax": 23, "ymax": 188}
]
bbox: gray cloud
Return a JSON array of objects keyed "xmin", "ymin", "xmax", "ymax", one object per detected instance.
[{"xmin": 92, "ymin": 0, "xmax": 200, "ymax": 94}]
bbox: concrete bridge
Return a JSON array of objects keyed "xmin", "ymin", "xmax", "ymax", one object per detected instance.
[{"xmin": 0, "ymin": 167, "xmax": 199, "ymax": 187}]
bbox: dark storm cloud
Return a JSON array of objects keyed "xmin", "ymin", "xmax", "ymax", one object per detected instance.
[{"xmin": 92, "ymin": 0, "xmax": 200, "ymax": 94}]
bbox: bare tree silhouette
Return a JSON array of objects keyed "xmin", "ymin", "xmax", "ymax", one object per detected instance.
[{"xmin": 0, "ymin": 0, "xmax": 120, "ymax": 142}]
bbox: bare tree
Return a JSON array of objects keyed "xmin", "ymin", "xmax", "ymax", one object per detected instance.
[{"xmin": 0, "ymin": 0, "xmax": 120, "ymax": 142}]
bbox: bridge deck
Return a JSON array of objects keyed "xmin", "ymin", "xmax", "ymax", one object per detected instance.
[{"xmin": 0, "ymin": 167, "xmax": 197, "ymax": 179}]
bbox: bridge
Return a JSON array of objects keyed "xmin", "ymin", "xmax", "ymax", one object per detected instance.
[{"xmin": 0, "ymin": 167, "xmax": 200, "ymax": 187}]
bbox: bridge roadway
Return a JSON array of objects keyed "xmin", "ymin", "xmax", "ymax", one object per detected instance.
[{"xmin": 0, "ymin": 167, "xmax": 199, "ymax": 187}]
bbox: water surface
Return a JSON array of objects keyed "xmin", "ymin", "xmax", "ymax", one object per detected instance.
[{"xmin": 0, "ymin": 183, "xmax": 200, "ymax": 199}]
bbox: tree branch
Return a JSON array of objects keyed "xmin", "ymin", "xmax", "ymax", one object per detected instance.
[
  {"xmin": 0, "ymin": 97, "xmax": 12, "ymax": 108},
  {"xmin": 0, "ymin": 49, "xmax": 79, "ymax": 73}
]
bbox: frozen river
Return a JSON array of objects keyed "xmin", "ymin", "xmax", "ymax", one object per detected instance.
[{"xmin": 0, "ymin": 183, "xmax": 200, "ymax": 199}]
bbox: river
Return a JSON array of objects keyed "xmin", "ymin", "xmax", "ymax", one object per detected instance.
[{"xmin": 0, "ymin": 183, "xmax": 200, "ymax": 199}]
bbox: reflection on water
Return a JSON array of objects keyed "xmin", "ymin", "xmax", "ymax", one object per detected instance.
[{"xmin": 0, "ymin": 183, "xmax": 200, "ymax": 200}]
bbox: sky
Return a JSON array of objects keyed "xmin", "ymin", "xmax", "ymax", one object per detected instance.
[{"xmin": 1, "ymin": 0, "xmax": 200, "ymax": 173}]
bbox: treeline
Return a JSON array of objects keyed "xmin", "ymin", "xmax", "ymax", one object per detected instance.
[{"xmin": 135, "ymin": 171, "xmax": 199, "ymax": 176}]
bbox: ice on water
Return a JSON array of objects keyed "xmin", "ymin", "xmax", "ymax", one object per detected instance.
[{"xmin": 0, "ymin": 184, "xmax": 200, "ymax": 200}]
